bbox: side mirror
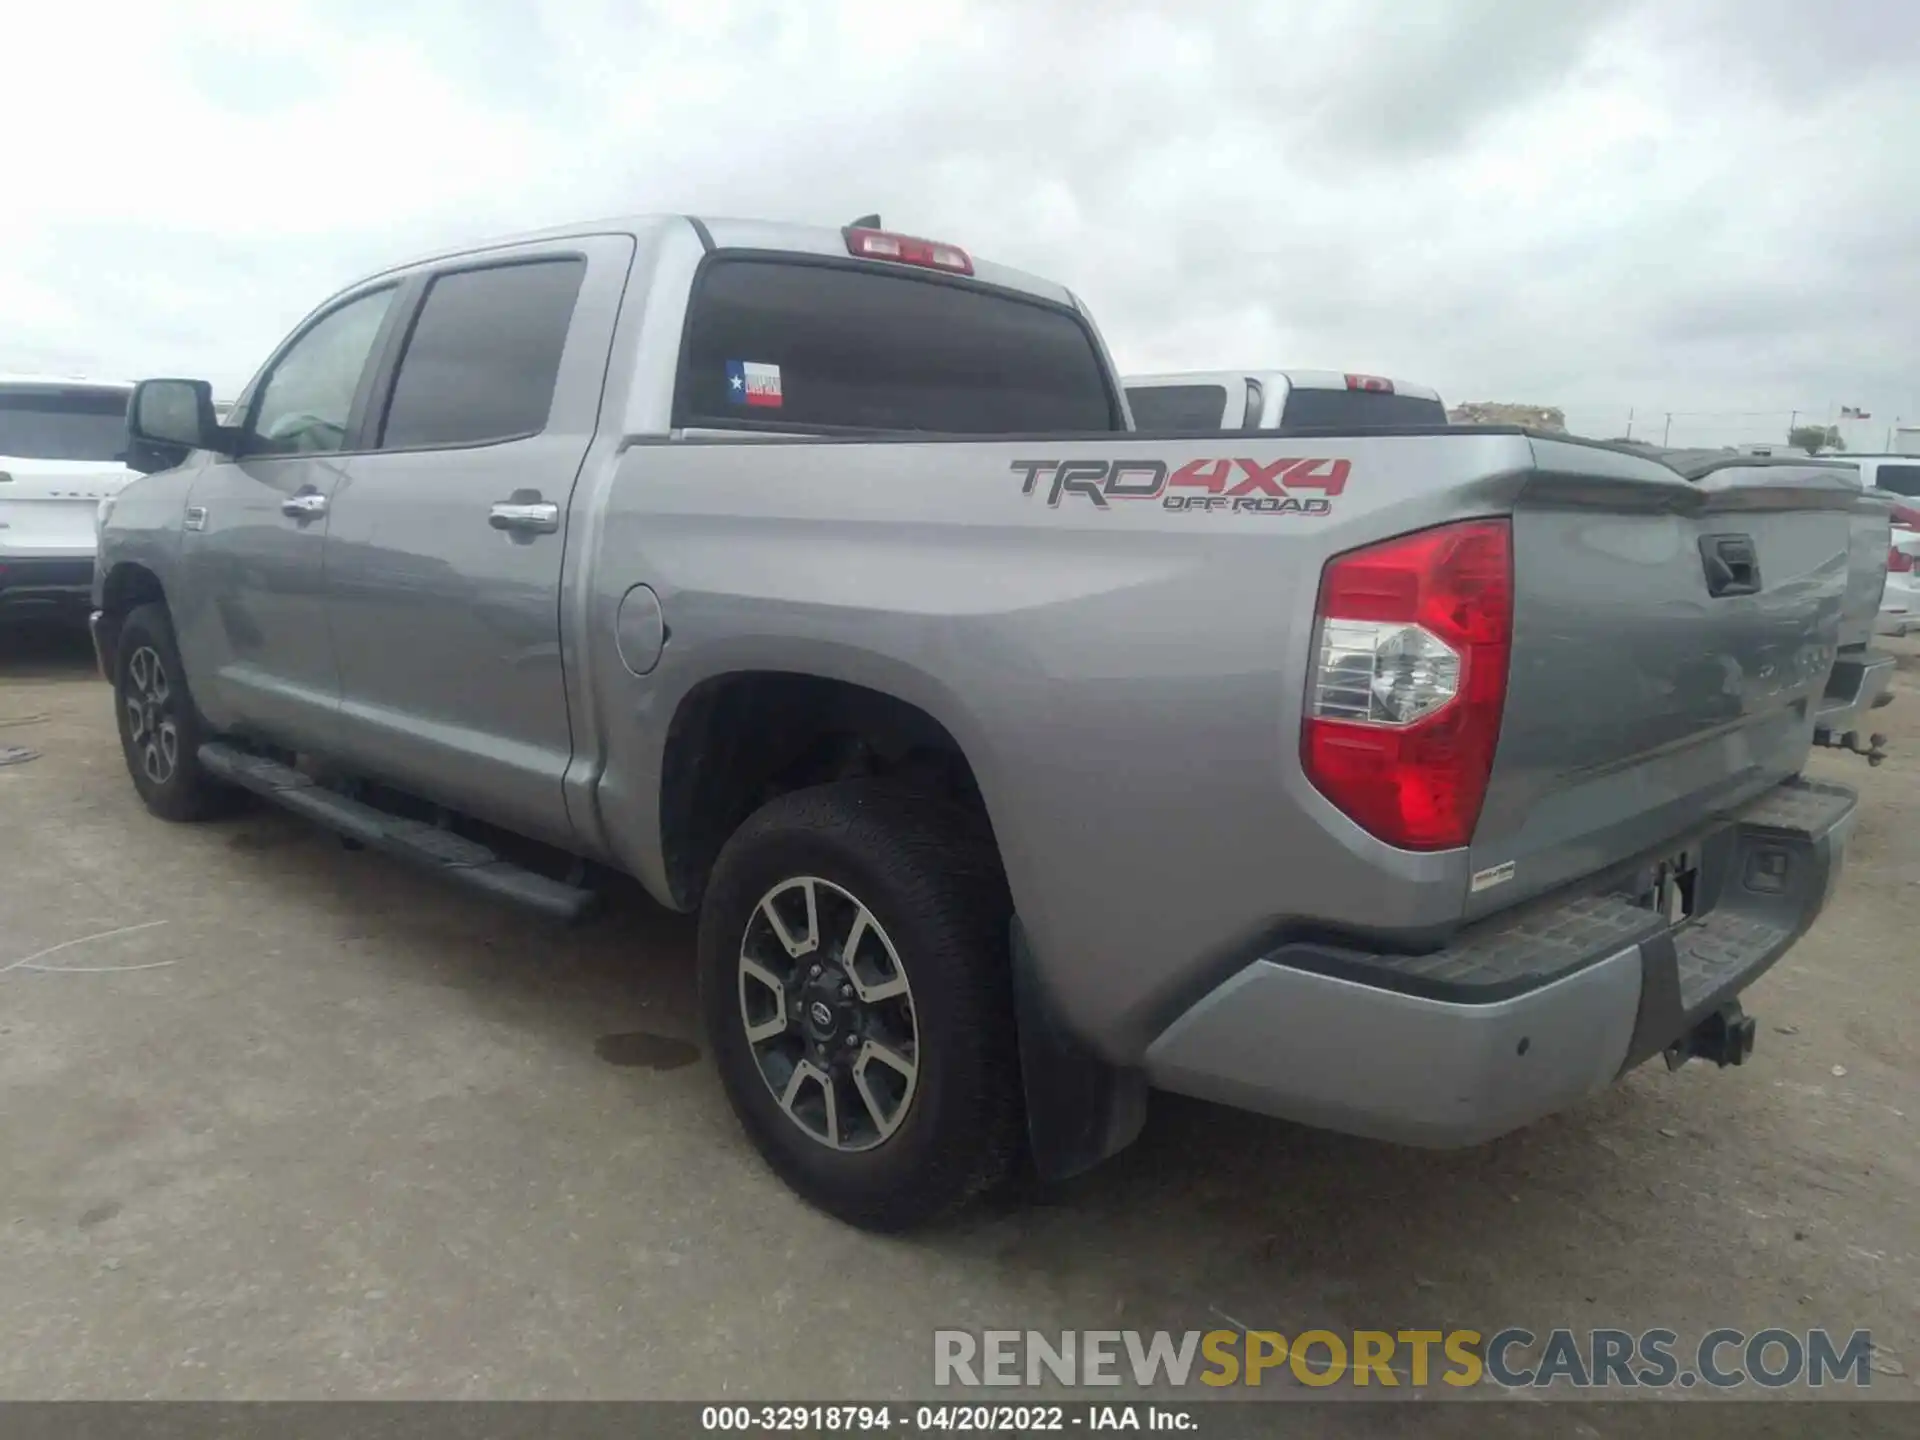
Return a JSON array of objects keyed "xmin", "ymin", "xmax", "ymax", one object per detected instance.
[{"xmin": 126, "ymin": 378, "xmax": 232, "ymax": 473}]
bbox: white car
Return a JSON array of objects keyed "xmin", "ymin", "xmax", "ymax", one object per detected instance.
[
  {"xmin": 1881, "ymin": 508, "xmax": 1920, "ymax": 638},
  {"xmin": 0, "ymin": 375, "xmax": 138, "ymax": 620},
  {"xmin": 1852, "ymin": 470, "xmax": 1920, "ymax": 637}
]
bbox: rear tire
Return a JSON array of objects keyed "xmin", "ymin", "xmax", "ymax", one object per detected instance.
[
  {"xmin": 698, "ymin": 781, "xmax": 1023, "ymax": 1231},
  {"xmin": 112, "ymin": 603, "xmax": 243, "ymax": 823}
]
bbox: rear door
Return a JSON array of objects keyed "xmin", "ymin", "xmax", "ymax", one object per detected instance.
[
  {"xmin": 175, "ymin": 284, "xmax": 403, "ymax": 748},
  {"xmin": 317, "ymin": 235, "xmax": 632, "ymax": 846}
]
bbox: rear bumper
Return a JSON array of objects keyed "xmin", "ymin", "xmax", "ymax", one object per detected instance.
[
  {"xmin": 1144, "ymin": 776, "xmax": 1856, "ymax": 1147},
  {"xmin": 0, "ymin": 555, "xmax": 95, "ymax": 611}
]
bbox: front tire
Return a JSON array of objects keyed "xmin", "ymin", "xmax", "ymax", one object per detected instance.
[
  {"xmin": 698, "ymin": 781, "xmax": 1023, "ymax": 1231},
  {"xmin": 112, "ymin": 603, "xmax": 242, "ymax": 823}
]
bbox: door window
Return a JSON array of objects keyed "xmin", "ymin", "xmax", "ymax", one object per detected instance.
[
  {"xmin": 246, "ymin": 286, "xmax": 397, "ymax": 457},
  {"xmin": 378, "ymin": 259, "xmax": 585, "ymax": 450}
]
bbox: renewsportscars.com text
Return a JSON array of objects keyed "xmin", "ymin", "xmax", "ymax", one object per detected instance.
[{"xmin": 933, "ymin": 1327, "xmax": 1878, "ymax": 1391}]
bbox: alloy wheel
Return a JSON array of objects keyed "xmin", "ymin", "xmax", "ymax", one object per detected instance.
[
  {"xmin": 124, "ymin": 645, "xmax": 181, "ymax": 787},
  {"xmin": 737, "ymin": 875, "xmax": 920, "ymax": 1152}
]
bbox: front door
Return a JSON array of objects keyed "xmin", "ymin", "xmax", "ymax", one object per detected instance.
[
  {"xmin": 319, "ymin": 237, "xmax": 632, "ymax": 846},
  {"xmin": 173, "ymin": 284, "xmax": 402, "ymax": 751}
]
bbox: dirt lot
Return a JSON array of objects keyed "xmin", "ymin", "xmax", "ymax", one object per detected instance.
[{"xmin": 1, "ymin": 621, "xmax": 1914, "ymax": 1427}]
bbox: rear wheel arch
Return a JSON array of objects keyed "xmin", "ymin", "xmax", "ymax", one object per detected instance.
[
  {"xmin": 658, "ymin": 669, "xmax": 1148, "ymax": 1191},
  {"xmin": 657, "ymin": 670, "xmax": 1000, "ymax": 912}
]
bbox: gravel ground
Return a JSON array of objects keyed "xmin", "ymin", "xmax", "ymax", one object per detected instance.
[{"xmin": 1, "ymin": 620, "xmax": 1913, "ymax": 1433}]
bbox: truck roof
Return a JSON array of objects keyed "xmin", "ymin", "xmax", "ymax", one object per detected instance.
[{"xmin": 368, "ymin": 214, "xmax": 1080, "ymax": 311}]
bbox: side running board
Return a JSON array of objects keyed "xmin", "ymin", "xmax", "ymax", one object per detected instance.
[{"xmin": 198, "ymin": 742, "xmax": 597, "ymax": 923}]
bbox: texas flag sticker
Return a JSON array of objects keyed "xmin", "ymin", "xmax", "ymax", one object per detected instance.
[{"xmin": 726, "ymin": 360, "xmax": 783, "ymax": 408}]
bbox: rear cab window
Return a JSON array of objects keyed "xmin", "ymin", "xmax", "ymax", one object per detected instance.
[
  {"xmin": 1278, "ymin": 388, "xmax": 1449, "ymax": 429},
  {"xmin": 1874, "ymin": 464, "xmax": 1920, "ymax": 498},
  {"xmin": 1126, "ymin": 385, "xmax": 1233, "ymax": 431},
  {"xmin": 0, "ymin": 384, "xmax": 131, "ymax": 462},
  {"xmin": 675, "ymin": 258, "xmax": 1121, "ymax": 434}
]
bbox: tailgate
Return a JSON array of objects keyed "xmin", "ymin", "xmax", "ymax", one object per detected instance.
[
  {"xmin": 1466, "ymin": 441, "xmax": 1854, "ymax": 916},
  {"xmin": 0, "ymin": 462, "xmax": 133, "ymax": 557}
]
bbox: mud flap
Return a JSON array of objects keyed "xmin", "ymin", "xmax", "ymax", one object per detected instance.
[{"xmin": 1011, "ymin": 917, "xmax": 1147, "ymax": 1181}]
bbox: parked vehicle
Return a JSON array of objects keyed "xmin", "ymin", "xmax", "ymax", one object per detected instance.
[
  {"xmin": 0, "ymin": 375, "xmax": 136, "ymax": 618},
  {"xmin": 1638, "ymin": 449, "xmax": 1898, "ymax": 762},
  {"xmin": 1880, "ymin": 504, "xmax": 1920, "ymax": 638},
  {"xmin": 1843, "ymin": 454, "xmax": 1920, "ymax": 495},
  {"xmin": 1125, "ymin": 369, "xmax": 1446, "ymax": 431},
  {"xmin": 96, "ymin": 215, "xmax": 1861, "ymax": 1230}
]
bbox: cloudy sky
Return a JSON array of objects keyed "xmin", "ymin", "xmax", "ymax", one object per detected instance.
[{"xmin": 7, "ymin": 0, "xmax": 1916, "ymax": 448}]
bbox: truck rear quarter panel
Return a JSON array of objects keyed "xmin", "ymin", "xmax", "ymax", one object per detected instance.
[{"xmin": 579, "ymin": 430, "xmax": 1546, "ymax": 1060}]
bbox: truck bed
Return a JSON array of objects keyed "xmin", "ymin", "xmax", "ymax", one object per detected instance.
[{"xmin": 591, "ymin": 424, "xmax": 1856, "ymax": 1059}]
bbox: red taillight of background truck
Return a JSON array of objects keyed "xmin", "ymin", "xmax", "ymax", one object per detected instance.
[
  {"xmin": 1302, "ymin": 519, "xmax": 1513, "ymax": 850},
  {"xmin": 1891, "ymin": 533, "xmax": 1916, "ymax": 574}
]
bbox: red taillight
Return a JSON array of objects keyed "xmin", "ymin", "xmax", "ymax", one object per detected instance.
[
  {"xmin": 844, "ymin": 227, "xmax": 974, "ymax": 276},
  {"xmin": 1891, "ymin": 531, "xmax": 1916, "ymax": 574},
  {"xmin": 1302, "ymin": 519, "xmax": 1513, "ymax": 851},
  {"xmin": 1344, "ymin": 373, "xmax": 1395, "ymax": 394}
]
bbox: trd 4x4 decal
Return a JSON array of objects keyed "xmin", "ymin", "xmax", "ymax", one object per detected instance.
[{"xmin": 1011, "ymin": 457, "xmax": 1347, "ymax": 515}]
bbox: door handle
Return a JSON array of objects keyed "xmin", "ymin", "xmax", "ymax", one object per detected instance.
[
  {"xmin": 489, "ymin": 500, "xmax": 560, "ymax": 534},
  {"xmin": 1699, "ymin": 534, "xmax": 1761, "ymax": 597},
  {"xmin": 281, "ymin": 491, "xmax": 329, "ymax": 520}
]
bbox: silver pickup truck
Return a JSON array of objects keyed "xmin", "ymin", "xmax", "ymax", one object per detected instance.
[{"xmin": 94, "ymin": 214, "xmax": 1860, "ymax": 1230}]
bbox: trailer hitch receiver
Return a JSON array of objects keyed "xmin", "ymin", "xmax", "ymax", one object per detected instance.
[{"xmin": 1667, "ymin": 1001, "xmax": 1758, "ymax": 1070}]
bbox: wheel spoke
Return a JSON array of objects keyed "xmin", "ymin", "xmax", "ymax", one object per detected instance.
[
  {"xmin": 125, "ymin": 695, "xmax": 147, "ymax": 742},
  {"xmin": 842, "ymin": 905, "xmax": 908, "ymax": 1003},
  {"xmin": 852, "ymin": 969, "xmax": 909, "ymax": 1004},
  {"xmin": 778, "ymin": 1059, "xmax": 816, "ymax": 1112},
  {"xmin": 128, "ymin": 649, "xmax": 149, "ymax": 694},
  {"xmin": 853, "ymin": 1041, "xmax": 916, "ymax": 1142},
  {"xmin": 158, "ymin": 723, "xmax": 179, "ymax": 774},
  {"xmin": 819, "ymin": 1070, "xmax": 840, "ymax": 1147},
  {"xmin": 739, "ymin": 957, "xmax": 789, "ymax": 1045},
  {"xmin": 851, "ymin": 1067, "xmax": 896, "ymax": 1141},
  {"xmin": 778, "ymin": 1059, "xmax": 839, "ymax": 1148},
  {"xmin": 760, "ymin": 880, "xmax": 818, "ymax": 958},
  {"xmin": 861, "ymin": 1039, "xmax": 916, "ymax": 1084}
]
